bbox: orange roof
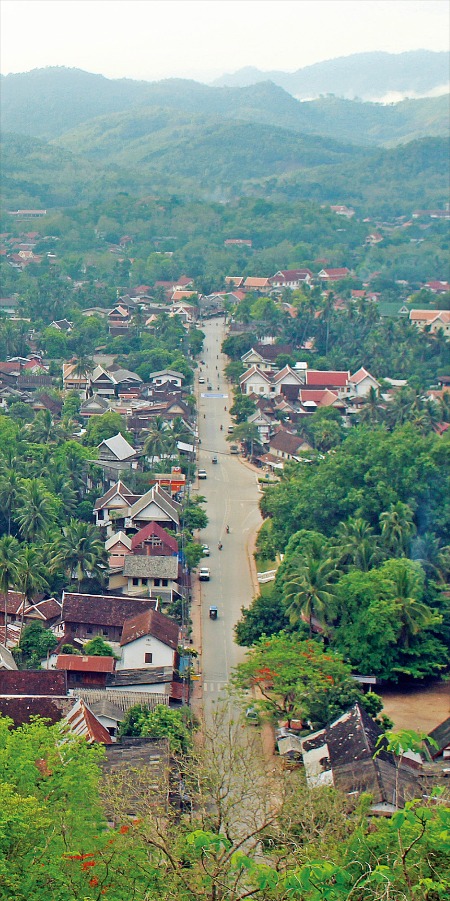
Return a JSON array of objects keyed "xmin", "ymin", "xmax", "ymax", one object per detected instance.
[{"xmin": 56, "ymin": 655, "xmax": 116, "ymax": 673}]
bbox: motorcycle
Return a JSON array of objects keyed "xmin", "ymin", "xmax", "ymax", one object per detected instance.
[{"xmin": 218, "ymin": 542, "xmax": 223, "ymax": 550}]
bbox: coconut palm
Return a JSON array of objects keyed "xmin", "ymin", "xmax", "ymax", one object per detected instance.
[
  {"xmin": 0, "ymin": 535, "xmax": 20, "ymax": 645},
  {"xmin": 73, "ymin": 355, "xmax": 95, "ymax": 380},
  {"xmin": 143, "ymin": 415, "xmax": 176, "ymax": 467},
  {"xmin": 334, "ymin": 517, "xmax": 382, "ymax": 571},
  {"xmin": 16, "ymin": 546, "xmax": 49, "ymax": 640},
  {"xmin": 16, "ymin": 479, "xmax": 57, "ymax": 542},
  {"xmin": 282, "ymin": 551, "xmax": 339, "ymax": 636},
  {"xmin": 379, "ymin": 502, "xmax": 416, "ymax": 557},
  {"xmin": 358, "ymin": 386, "xmax": 385, "ymax": 426},
  {"xmin": 0, "ymin": 467, "xmax": 21, "ymax": 535},
  {"xmin": 28, "ymin": 409, "xmax": 64, "ymax": 445},
  {"xmin": 389, "ymin": 564, "xmax": 436, "ymax": 648},
  {"xmin": 45, "ymin": 463, "xmax": 78, "ymax": 516},
  {"xmin": 411, "ymin": 532, "xmax": 450, "ymax": 584},
  {"xmin": 53, "ymin": 520, "xmax": 107, "ymax": 591}
]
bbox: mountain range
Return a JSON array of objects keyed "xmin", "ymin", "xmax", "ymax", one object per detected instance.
[
  {"xmin": 1, "ymin": 66, "xmax": 448, "ymax": 148},
  {"xmin": 212, "ymin": 50, "xmax": 450, "ymax": 101},
  {"xmin": 1, "ymin": 61, "xmax": 448, "ymax": 218}
]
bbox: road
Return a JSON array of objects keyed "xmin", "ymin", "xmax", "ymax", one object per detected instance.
[{"xmin": 194, "ymin": 317, "xmax": 262, "ymax": 715}]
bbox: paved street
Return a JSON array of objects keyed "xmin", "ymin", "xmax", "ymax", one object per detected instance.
[{"xmin": 193, "ymin": 317, "xmax": 262, "ymax": 715}]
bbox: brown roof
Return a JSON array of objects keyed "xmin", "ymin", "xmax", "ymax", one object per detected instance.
[
  {"xmin": 0, "ymin": 696, "xmax": 73, "ymax": 726},
  {"xmin": 56, "ymin": 655, "xmax": 116, "ymax": 673},
  {"xmin": 120, "ymin": 608, "xmax": 180, "ymax": 649},
  {"xmin": 0, "ymin": 591, "xmax": 25, "ymax": 615},
  {"xmin": 270, "ymin": 430, "xmax": 310, "ymax": 455},
  {"xmin": 0, "ymin": 670, "xmax": 67, "ymax": 695},
  {"xmin": 64, "ymin": 698, "xmax": 113, "ymax": 744},
  {"xmin": 62, "ymin": 593, "xmax": 157, "ymax": 628}
]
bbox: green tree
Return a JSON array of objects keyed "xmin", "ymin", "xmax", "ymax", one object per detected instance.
[
  {"xmin": 229, "ymin": 394, "xmax": 256, "ymax": 423},
  {"xmin": 0, "ymin": 534, "xmax": 20, "ymax": 646},
  {"xmin": 380, "ymin": 501, "xmax": 417, "ymax": 556},
  {"xmin": 83, "ymin": 411, "xmax": 130, "ymax": 446},
  {"xmin": 119, "ymin": 703, "xmax": 195, "ymax": 754},
  {"xmin": 84, "ymin": 636, "xmax": 116, "ymax": 657},
  {"xmin": 16, "ymin": 479, "xmax": 57, "ymax": 542},
  {"xmin": 17, "ymin": 621, "xmax": 57, "ymax": 668},
  {"xmin": 53, "ymin": 520, "xmax": 107, "ymax": 591},
  {"xmin": 234, "ymin": 585, "xmax": 289, "ymax": 646},
  {"xmin": 282, "ymin": 548, "xmax": 339, "ymax": 636},
  {"xmin": 143, "ymin": 415, "xmax": 176, "ymax": 466},
  {"xmin": 233, "ymin": 634, "xmax": 362, "ymax": 728},
  {"xmin": 16, "ymin": 546, "xmax": 49, "ymax": 639}
]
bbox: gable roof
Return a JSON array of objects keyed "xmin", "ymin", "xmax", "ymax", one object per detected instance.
[
  {"xmin": 94, "ymin": 479, "xmax": 137, "ymax": 511},
  {"xmin": 98, "ymin": 433, "xmax": 136, "ymax": 461},
  {"xmin": 62, "ymin": 593, "xmax": 157, "ymax": 628},
  {"xmin": 350, "ymin": 367, "xmax": 380, "ymax": 387},
  {"xmin": 130, "ymin": 521, "xmax": 178, "ymax": 553},
  {"xmin": 105, "ymin": 531, "xmax": 133, "ymax": 552},
  {"xmin": 0, "ymin": 644, "xmax": 18, "ymax": 670},
  {"xmin": 64, "ymin": 698, "xmax": 113, "ymax": 744},
  {"xmin": 270, "ymin": 430, "xmax": 311, "ymax": 455},
  {"xmin": 56, "ymin": 655, "xmax": 116, "ymax": 673},
  {"xmin": 109, "ymin": 368, "xmax": 143, "ymax": 384},
  {"xmin": 427, "ymin": 716, "xmax": 450, "ymax": 757},
  {"xmin": 129, "ymin": 484, "xmax": 180, "ymax": 526},
  {"xmin": 305, "ymin": 370, "xmax": 350, "ymax": 388},
  {"xmin": 299, "ymin": 388, "xmax": 340, "ymax": 407},
  {"xmin": 242, "ymin": 343, "xmax": 293, "ymax": 363},
  {"xmin": 239, "ymin": 365, "xmax": 273, "ymax": 384},
  {"xmin": 273, "ymin": 365, "xmax": 304, "ymax": 384},
  {"xmin": 120, "ymin": 607, "xmax": 179, "ymax": 649},
  {"xmin": 91, "ymin": 365, "xmax": 117, "ymax": 384}
]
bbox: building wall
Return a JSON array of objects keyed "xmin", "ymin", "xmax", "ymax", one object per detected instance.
[{"xmin": 117, "ymin": 635, "xmax": 174, "ymax": 671}]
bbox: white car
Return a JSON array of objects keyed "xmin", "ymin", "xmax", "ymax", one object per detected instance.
[
  {"xmin": 199, "ymin": 567, "xmax": 210, "ymax": 581},
  {"xmin": 198, "ymin": 469, "xmax": 207, "ymax": 479},
  {"xmin": 202, "ymin": 545, "xmax": 210, "ymax": 556}
]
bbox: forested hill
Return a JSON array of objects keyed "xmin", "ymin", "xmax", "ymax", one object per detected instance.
[
  {"xmin": 2, "ymin": 124, "xmax": 448, "ymax": 218},
  {"xmin": 1, "ymin": 66, "xmax": 448, "ymax": 147}
]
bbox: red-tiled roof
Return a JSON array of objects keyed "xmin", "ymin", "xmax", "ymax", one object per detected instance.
[
  {"xmin": 0, "ymin": 591, "xmax": 25, "ymax": 615},
  {"xmin": 270, "ymin": 430, "xmax": 310, "ymax": 455},
  {"xmin": 305, "ymin": 370, "xmax": 349, "ymax": 388},
  {"xmin": 64, "ymin": 698, "xmax": 113, "ymax": 744},
  {"xmin": 56, "ymin": 655, "xmax": 116, "ymax": 673},
  {"xmin": 120, "ymin": 608, "xmax": 179, "ymax": 650},
  {"xmin": 130, "ymin": 521, "xmax": 178, "ymax": 553}
]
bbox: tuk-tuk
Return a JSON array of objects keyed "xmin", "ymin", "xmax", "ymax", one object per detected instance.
[{"xmin": 209, "ymin": 605, "xmax": 218, "ymax": 620}]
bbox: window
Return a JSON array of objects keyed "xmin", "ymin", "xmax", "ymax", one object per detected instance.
[
  {"xmin": 132, "ymin": 577, "xmax": 139, "ymax": 586},
  {"xmin": 102, "ymin": 629, "xmax": 109, "ymax": 636},
  {"xmin": 87, "ymin": 627, "xmax": 93, "ymax": 634},
  {"xmin": 97, "ymin": 509, "xmax": 104, "ymax": 520},
  {"xmin": 162, "ymin": 578, "xmax": 168, "ymax": 587},
  {"xmin": 141, "ymin": 578, "xmax": 148, "ymax": 586},
  {"xmin": 154, "ymin": 578, "xmax": 161, "ymax": 587},
  {"xmin": 144, "ymin": 652, "xmax": 153, "ymax": 664}
]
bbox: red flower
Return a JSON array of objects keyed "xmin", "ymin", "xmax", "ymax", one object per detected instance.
[
  {"xmin": 89, "ymin": 877, "xmax": 99, "ymax": 887},
  {"xmin": 119, "ymin": 824, "xmax": 130, "ymax": 834},
  {"xmin": 82, "ymin": 860, "xmax": 96, "ymax": 870}
]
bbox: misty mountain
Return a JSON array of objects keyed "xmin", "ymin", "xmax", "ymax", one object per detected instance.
[
  {"xmin": 213, "ymin": 50, "xmax": 450, "ymax": 100},
  {"xmin": 0, "ymin": 66, "xmax": 448, "ymax": 149}
]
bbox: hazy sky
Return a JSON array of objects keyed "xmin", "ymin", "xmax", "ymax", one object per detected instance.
[{"xmin": 1, "ymin": 0, "xmax": 449, "ymax": 82}]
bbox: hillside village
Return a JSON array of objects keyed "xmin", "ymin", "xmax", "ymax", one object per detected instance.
[{"xmin": 0, "ymin": 214, "xmax": 449, "ymax": 775}]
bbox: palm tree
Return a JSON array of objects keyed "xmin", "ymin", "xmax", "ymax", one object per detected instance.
[
  {"xmin": 411, "ymin": 532, "xmax": 450, "ymax": 584},
  {"xmin": 0, "ymin": 467, "xmax": 21, "ymax": 535},
  {"xmin": 143, "ymin": 416, "xmax": 175, "ymax": 467},
  {"xmin": 379, "ymin": 502, "xmax": 416, "ymax": 557},
  {"xmin": 358, "ymin": 386, "xmax": 385, "ymax": 426},
  {"xmin": 282, "ymin": 551, "xmax": 338, "ymax": 636},
  {"xmin": 16, "ymin": 479, "xmax": 56, "ymax": 542},
  {"xmin": 28, "ymin": 409, "xmax": 63, "ymax": 445},
  {"xmin": 16, "ymin": 546, "xmax": 49, "ymax": 641},
  {"xmin": 390, "ymin": 564, "xmax": 436, "ymax": 649},
  {"xmin": 53, "ymin": 520, "xmax": 107, "ymax": 591},
  {"xmin": 73, "ymin": 355, "xmax": 95, "ymax": 380},
  {"xmin": 0, "ymin": 535, "xmax": 20, "ymax": 646},
  {"xmin": 334, "ymin": 517, "xmax": 381, "ymax": 571},
  {"xmin": 45, "ymin": 463, "xmax": 78, "ymax": 516}
]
